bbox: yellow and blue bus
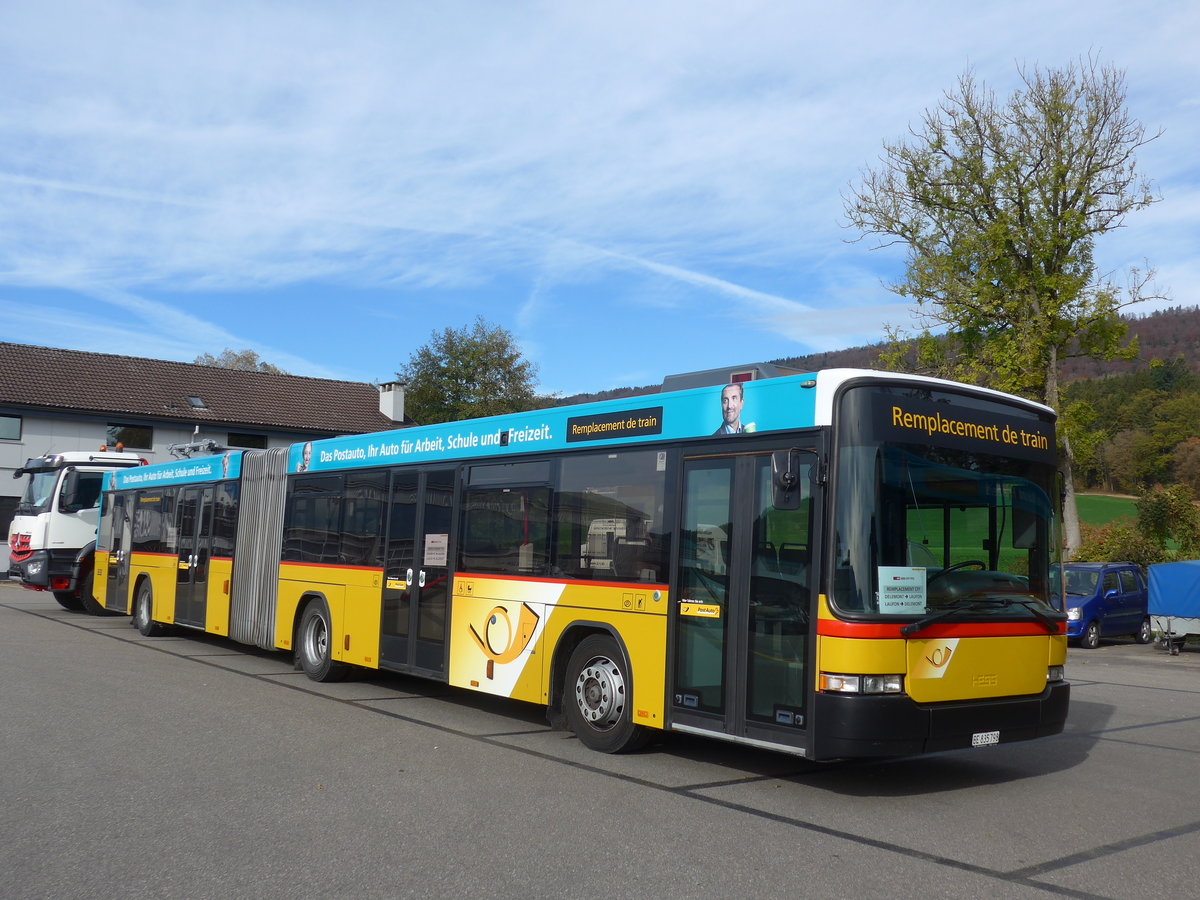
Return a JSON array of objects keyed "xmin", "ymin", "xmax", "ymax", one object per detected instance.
[{"xmin": 94, "ymin": 368, "xmax": 1069, "ymax": 760}]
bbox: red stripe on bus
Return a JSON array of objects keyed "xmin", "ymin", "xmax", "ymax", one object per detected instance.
[
  {"xmin": 457, "ymin": 571, "xmax": 669, "ymax": 591},
  {"xmin": 817, "ymin": 619, "xmax": 1067, "ymax": 638},
  {"xmin": 278, "ymin": 561, "xmax": 383, "ymax": 573}
]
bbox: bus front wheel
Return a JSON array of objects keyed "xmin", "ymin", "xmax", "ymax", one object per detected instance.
[
  {"xmin": 564, "ymin": 634, "xmax": 648, "ymax": 754},
  {"xmin": 297, "ymin": 600, "xmax": 347, "ymax": 683}
]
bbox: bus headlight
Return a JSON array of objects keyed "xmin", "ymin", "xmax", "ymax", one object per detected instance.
[
  {"xmin": 819, "ymin": 673, "xmax": 905, "ymax": 694},
  {"xmin": 1066, "ymin": 607, "xmax": 1081, "ymax": 621},
  {"xmin": 1047, "ymin": 665, "xmax": 1065, "ymax": 683}
]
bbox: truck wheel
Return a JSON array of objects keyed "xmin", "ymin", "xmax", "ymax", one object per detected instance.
[
  {"xmin": 564, "ymin": 634, "xmax": 648, "ymax": 753},
  {"xmin": 133, "ymin": 581, "xmax": 168, "ymax": 637},
  {"xmin": 80, "ymin": 587, "xmax": 111, "ymax": 616},
  {"xmin": 297, "ymin": 600, "xmax": 347, "ymax": 683},
  {"xmin": 53, "ymin": 591, "xmax": 85, "ymax": 611},
  {"xmin": 1134, "ymin": 618, "xmax": 1153, "ymax": 644},
  {"xmin": 1080, "ymin": 620, "xmax": 1101, "ymax": 650}
]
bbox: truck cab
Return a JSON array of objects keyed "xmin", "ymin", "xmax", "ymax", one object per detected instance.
[{"xmin": 7, "ymin": 450, "xmax": 145, "ymax": 611}]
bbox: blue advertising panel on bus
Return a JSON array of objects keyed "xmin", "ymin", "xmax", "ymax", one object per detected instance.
[
  {"xmin": 105, "ymin": 450, "xmax": 243, "ymax": 491},
  {"xmin": 288, "ymin": 374, "xmax": 821, "ymax": 474}
]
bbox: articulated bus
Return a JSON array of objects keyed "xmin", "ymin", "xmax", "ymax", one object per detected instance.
[{"xmin": 94, "ymin": 368, "xmax": 1069, "ymax": 760}]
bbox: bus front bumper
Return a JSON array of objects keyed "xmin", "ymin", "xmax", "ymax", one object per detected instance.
[{"xmin": 810, "ymin": 681, "xmax": 1071, "ymax": 760}]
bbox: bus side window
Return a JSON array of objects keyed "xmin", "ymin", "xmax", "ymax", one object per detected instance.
[
  {"xmin": 283, "ymin": 475, "xmax": 344, "ymax": 565},
  {"xmin": 460, "ymin": 486, "xmax": 552, "ymax": 575}
]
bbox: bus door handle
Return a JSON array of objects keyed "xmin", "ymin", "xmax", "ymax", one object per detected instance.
[
  {"xmin": 406, "ymin": 568, "xmax": 414, "ymax": 588},
  {"xmin": 419, "ymin": 570, "xmax": 426, "ymax": 588}
]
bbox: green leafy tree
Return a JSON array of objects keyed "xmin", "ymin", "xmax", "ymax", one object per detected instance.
[
  {"xmin": 1171, "ymin": 438, "xmax": 1200, "ymax": 499},
  {"xmin": 845, "ymin": 57, "xmax": 1166, "ymax": 554},
  {"xmin": 1059, "ymin": 400, "xmax": 1104, "ymax": 488},
  {"xmin": 194, "ymin": 348, "xmax": 287, "ymax": 374},
  {"xmin": 1073, "ymin": 520, "xmax": 1164, "ymax": 568},
  {"xmin": 1136, "ymin": 484, "xmax": 1200, "ymax": 559},
  {"xmin": 398, "ymin": 316, "xmax": 541, "ymax": 424},
  {"xmin": 1102, "ymin": 429, "xmax": 1159, "ymax": 493}
]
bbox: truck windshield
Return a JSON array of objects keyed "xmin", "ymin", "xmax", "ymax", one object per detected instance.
[
  {"xmin": 831, "ymin": 383, "xmax": 1060, "ymax": 619},
  {"xmin": 17, "ymin": 471, "xmax": 59, "ymax": 515}
]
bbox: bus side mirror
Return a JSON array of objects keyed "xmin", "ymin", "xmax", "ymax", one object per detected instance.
[{"xmin": 771, "ymin": 451, "xmax": 808, "ymax": 511}]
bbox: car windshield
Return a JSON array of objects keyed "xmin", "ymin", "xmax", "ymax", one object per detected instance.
[
  {"xmin": 17, "ymin": 471, "xmax": 58, "ymax": 515},
  {"xmin": 1054, "ymin": 568, "xmax": 1100, "ymax": 596}
]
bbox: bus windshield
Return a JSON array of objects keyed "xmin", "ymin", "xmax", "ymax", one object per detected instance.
[{"xmin": 831, "ymin": 384, "xmax": 1059, "ymax": 618}]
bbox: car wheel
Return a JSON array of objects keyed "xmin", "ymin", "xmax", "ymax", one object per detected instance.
[
  {"xmin": 1080, "ymin": 620, "xmax": 1101, "ymax": 650},
  {"xmin": 1134, "ymin": 618, "xmax": 1153, "ymax": 644}
]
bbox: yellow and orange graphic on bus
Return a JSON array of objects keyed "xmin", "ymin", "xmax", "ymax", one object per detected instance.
[{"xmin": 448, "ymin": 575, "xmax": 669, "ymax": 725}]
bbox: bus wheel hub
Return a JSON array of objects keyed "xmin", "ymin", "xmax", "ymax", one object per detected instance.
[{"xmin": 574, "ymin": 655, "xmax": 624, "ymax": 729}]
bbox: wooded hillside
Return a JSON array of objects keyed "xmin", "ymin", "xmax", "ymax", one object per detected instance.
[{"xmin": 557, "ymin": 306, "xmax": 1200, "ymax": 499}]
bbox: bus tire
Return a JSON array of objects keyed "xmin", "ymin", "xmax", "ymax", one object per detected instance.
[
  {"xmin": 133, "ymin": 581, "xmax": 168, "ymax": 637},
  {"xmin": 53, "ymin": 591, "xmax": 85, "ymax": 612},
  {"xmin": 564, "ymin": 634, "xmax": 648, "ymax": 754},
  {"xmin": 297, "ymin": 599, "xmax": 347, "ymax": 683}
]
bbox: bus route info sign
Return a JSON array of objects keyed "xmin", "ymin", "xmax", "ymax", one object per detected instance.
[{"xmin": 878, "ymin": 566, "xmax": 927, "ymax": 614}]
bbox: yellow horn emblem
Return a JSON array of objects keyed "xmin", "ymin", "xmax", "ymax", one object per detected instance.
[{"xmin": 469, "ymin": 603, "xmax": 540, "ymax": 664}]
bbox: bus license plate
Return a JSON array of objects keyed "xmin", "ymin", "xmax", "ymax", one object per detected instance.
[{"xmin": 971, "ymin": 730, "xmax": 1000, "ymax": 747}]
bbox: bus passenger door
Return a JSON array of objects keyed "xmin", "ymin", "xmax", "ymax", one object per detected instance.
[
  {"xmin": 672, "ymin": 446, "xmax": 818, "ymax": 753},
  {"xmin": 380, "ymin": 468, "xmax": 454, "ymax": 674},
  {"xmin": 104, "ymin": 494, "xmax": 133, "ymax": 612},
  {"xmin": 175, "ymin": 486, "xmax": 213, "ymax": 628}
]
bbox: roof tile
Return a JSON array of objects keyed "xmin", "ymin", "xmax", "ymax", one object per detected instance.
[{"xmin": 0, "ymin": 342, "xmax": 400, "ymax": 435}]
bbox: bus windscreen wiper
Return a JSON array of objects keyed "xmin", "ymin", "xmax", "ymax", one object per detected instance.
[
  {"xmin": 1005, "ymin": 598, "xmax": 1060, "ymax": 632},
  {"xmin": 900, "ymin": 597, "xmax": 1058, "ymax": 637}
]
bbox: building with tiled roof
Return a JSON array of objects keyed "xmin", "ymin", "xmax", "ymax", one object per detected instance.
[{"xmin": 1, "ymin": 342, "xmax": 408, "ymax": 537}]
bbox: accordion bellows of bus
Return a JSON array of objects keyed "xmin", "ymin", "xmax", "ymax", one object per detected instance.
[{"xmin": 95, "ymin": 368, "xmax": 1068, "ymax": 760}]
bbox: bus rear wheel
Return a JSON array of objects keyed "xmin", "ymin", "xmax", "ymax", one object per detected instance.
[
  {"xmin": 133, "ymin": 581, "xmax": 168, "ymax": 637},
  {"xmin": 564, "ymin": 634, "xmax": 648, "ymax": 754},
  {"xmin": 297, "ymin": 600, "xmax": 347, "ymax": 683}
]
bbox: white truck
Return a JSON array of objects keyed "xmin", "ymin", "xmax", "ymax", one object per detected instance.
[{"xmin": 7, "ymin": 449, "xmax": 146, "ymax": 612}]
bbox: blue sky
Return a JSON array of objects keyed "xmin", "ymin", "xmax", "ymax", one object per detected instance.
[{"xmin": 2, "ymin": 2, "xmax": 1197, "ymax": 397}]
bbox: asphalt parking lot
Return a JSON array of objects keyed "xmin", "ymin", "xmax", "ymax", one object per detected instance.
[{"xmin": 2, "ymin": 581, "xmax": 1198, "ymax": 900}]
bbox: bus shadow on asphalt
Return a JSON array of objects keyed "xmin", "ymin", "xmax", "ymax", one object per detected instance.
[{"xmin": 646, "ymin": 703, "xmax": 1110, "ymax": 798}]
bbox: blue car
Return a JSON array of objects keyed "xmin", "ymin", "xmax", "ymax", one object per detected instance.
[{"xmin": 1055, "ymin": 562, "xmax": 1152, "ymax": 649}]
